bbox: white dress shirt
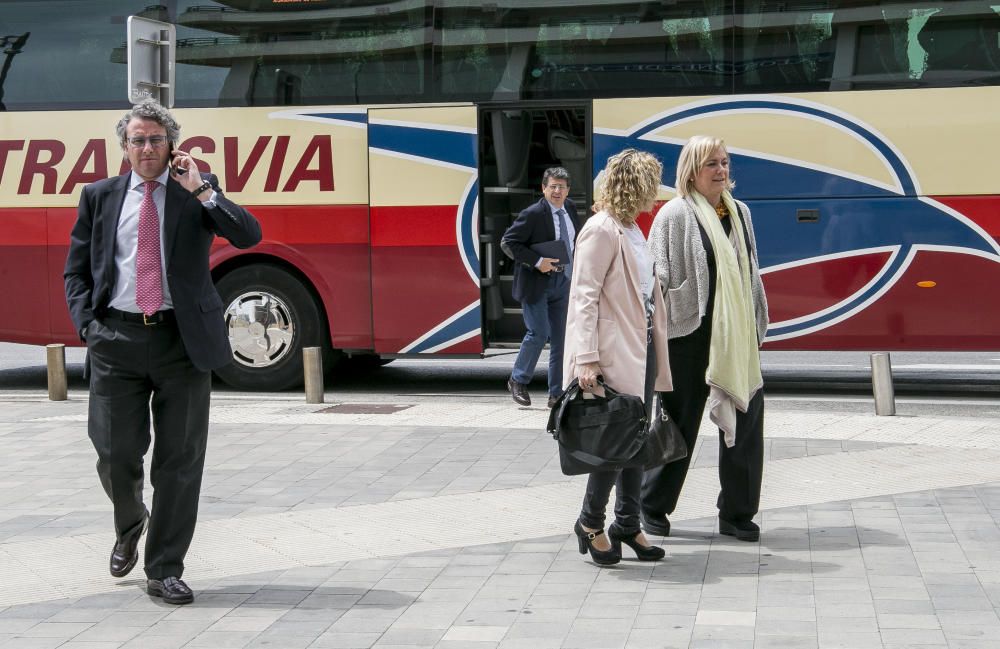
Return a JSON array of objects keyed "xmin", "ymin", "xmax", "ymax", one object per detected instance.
[{"xmin": 108, "ymin": 170, "xmax": 174, "ymax": 312}]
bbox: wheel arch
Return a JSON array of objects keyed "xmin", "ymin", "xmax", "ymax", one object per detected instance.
[{"xmin": 210, "ymin": 249, "xmax": 334, "ymax": 349}]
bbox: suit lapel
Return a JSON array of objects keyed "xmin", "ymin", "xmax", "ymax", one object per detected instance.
[
  {"xmin": 537, "ymin": 199, "xmax": 555, "ymax": 241},
  {"xmin": 102, "ymin": 175, "xmax": 130, "ymax": 280},
  {"xmin": 163, "ymin": 177, "xmax": 188, "ymax": 265}
]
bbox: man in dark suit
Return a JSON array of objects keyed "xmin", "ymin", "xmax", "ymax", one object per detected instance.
[
  {"xmin": 501, "ymin": 167, "xmax": 581, "ymax": 409},
  {"xmin": 64, "ymin": 100, "xmax": 261, "ymax": 605}
]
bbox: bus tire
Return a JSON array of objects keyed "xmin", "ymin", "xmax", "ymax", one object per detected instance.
[{"xmin": 213, "ymin": 264, "xmax": 335, "ymax": 391}]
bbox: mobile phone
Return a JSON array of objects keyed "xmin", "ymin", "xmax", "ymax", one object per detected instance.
[{"xmin": 169, "ymin": 142, "xmax": 186, "ymax": 175}]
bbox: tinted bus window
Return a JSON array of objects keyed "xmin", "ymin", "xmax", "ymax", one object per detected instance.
[
  {"xmin": 173, "ymin": 1, "xmax": 431, "ymax": 107},
  {"xmin": 0, "ymin": 0, "xmax": 147, "ymax": 111},
  {"xmin": 436, "ymin": 0, "xmax": 730, "ymax": 102},
  {"xmin": 735, "ymin": 1, "xmax": 1000, "ymax": 92}
]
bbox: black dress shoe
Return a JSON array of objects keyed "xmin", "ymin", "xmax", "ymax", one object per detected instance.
[
  {"xmin": 507, "ymin": 377, "xmax": 531, "ymax": 406},
  {"xmin": 573, "ymin": 520, "xmax": 620, "ymax": 565},
  {"xmin": 609, "ymin": 523, "xmax": 665, "ymax": 561},
  {"xmin": 641, "ymin": 512, "xmax": 670, "ymax": 537},
  {"xmin": 147, "ymin": 576, "xmax": 194, "ymax": 605},
  {"xmin": 719, "ymin": 517, "xmax": 760, "ymax": 542},
  {"xmin": 110, "ymin": 510, "xmax": 148, "ymax": 578},
  {"xmin": 547, "ymin": 395, "xmax": 558, "ymax": 409}
]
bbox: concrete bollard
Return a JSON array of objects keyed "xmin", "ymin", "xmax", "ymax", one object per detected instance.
[
  {"xmin": 47, "ymin": 344, "xmax": 68, "ymax": 401},
  {"xmin": 303, "ymin": 346, "xmax": 324, "ymax": 404},
  {"xmin": 871, "ymin": 352, "xmax": 895, "ymax": 416}
]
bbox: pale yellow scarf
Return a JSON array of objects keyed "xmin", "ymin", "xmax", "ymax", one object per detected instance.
[{"xmin": 690, "ymin": 191, "xmax": 763, "ymax": 447}]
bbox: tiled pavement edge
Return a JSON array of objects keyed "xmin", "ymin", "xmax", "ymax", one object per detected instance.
[{"xmin": 2, "ymin": 391, "xmax": 1000, "ymax": 648}]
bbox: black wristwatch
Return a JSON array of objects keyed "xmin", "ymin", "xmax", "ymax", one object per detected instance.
[{"xmin": 191, "ymin": 180, "xmax": 212, "ymax": 198}]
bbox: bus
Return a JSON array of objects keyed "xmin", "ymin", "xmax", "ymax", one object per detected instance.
[{"xmin": 1, "ymin": 0, "xmax": 999, "ymax": 391}]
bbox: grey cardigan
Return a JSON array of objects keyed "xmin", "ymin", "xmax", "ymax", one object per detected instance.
[{"xmin": 647, "ymin": 196, "xmax": 769, "ymax": 341}]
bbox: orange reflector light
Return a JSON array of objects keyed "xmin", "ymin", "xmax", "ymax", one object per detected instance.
[{"xmin": 916, "ymin": 281, "xmax": 937, "ymax": 288}]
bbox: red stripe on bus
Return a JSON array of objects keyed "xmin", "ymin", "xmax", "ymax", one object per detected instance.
[
  {"xmin": 370, "ymin": 205, "xmax": 457, "ymax": 247},
  {"xmin": 932, "ymin": 195, "xmax": 1000, "ymax": 239},
  {"xmin": 0, "ymin": 209, "xmax": 48, "ymax": 245}
]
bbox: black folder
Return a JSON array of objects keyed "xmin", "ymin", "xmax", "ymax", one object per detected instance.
[{"xmin": 529, "ymin": 239, "xmax": 570, "ymax": 267}]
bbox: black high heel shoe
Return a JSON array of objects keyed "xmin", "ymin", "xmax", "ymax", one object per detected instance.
[
  {"xmin": 574, "ymin": 520, "xmax": 621, "ymax": 565},
  {"xmin": 608, "ymin": 523, "xmax": 666, "ymax": 561}
]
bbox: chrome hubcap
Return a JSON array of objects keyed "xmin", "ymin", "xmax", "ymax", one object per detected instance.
[{"xmin": 224, "ymin": 291, "xmax": 295, "ymax": 368}]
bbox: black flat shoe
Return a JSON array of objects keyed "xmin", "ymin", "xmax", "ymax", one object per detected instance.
[
  {"xmin": 110, "ymin": 510, "xmax": 148, "ymax": 578},
  {"xmin": 147, "ymin": 576, "xmax": 194, "ymax": 605},
  {"xmin": 641, "ymin": 512, "xmax": 670, "ymax": 537},
  {"xmin": 719, "ymin": 517, "xmax": 760, "ymax": 542},
  {"xmin": 608, "ymin": 523, "xmax": 665, "ymax": 561},
  {"xmin": 573, "ymin": 520, "xmax": 620, "ymax": 565}
]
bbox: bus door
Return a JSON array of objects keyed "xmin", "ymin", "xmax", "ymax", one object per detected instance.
[
  {"xmin": 367, "ymin": 106, "xmax": 483, "ymax": 356},
  {"xmin": 477, "ymin": 104, "xmax": 591, "ymax": 349}
]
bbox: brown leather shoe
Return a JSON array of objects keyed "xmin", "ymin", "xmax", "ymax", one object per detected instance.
[
  {"xmin": 507, "ymin": 377, "xmax": 531, "ymax": 406},
  {"xmin": 109, "ymin": 511, "xmax": 148, "ymax": 578},
  {"xmin": 547, "ymin": 395, "xmax": 558, "ymax": 409},
  {"xmin": 147, "ymin": 576, "xmax": 194, "ymax": 605}
]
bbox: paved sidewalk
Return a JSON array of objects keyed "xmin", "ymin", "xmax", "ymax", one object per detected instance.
[{"xmin": 2, "ymin": 388, "xmax": 1000, "ymax": 648}]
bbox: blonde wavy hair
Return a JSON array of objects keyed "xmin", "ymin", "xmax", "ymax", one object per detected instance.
[
  {"xmin": 675, "ymin": 135, "xmax": 735, "ymax": 198},
  {"xmin": 593, "ymin": 149, "xmax": 663, "ymax": 225}
]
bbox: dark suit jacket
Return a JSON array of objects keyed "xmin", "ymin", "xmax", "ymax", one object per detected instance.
[
  {"xmin": 501, "ymin": 198, "xmax": 581, "ymax": 304},
  {"xmin": 64, "ymin": 172, "xmax": 262, "ymax": 372}
]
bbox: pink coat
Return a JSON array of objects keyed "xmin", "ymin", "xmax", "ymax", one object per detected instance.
[{"xmin": 563, "ymin": 211, "xmax": 672, "ymax": 398}]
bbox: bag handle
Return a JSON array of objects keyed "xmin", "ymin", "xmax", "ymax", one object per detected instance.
[{"xmin": 547, "ymin": 377, "xmax": 620, "ymax": 440}]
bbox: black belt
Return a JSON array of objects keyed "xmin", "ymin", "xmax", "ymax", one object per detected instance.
[{"xmin": 105, "ymin": 307, "xmax": 175, "ymax": 325}]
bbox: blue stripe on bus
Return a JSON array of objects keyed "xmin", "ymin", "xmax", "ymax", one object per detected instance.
[
  {"xmin": 630, "ymin": 100, "xmax": 916, "ymax": 196},
  {"xmin": 369, "ymin": 124, "xmax": 477, "ymax": 170},
  {"xmin": 408, "ymin": 305, "xmax": 481, "ymax": 354},
  {"xmin": 310, "ymin": 112, "xmax": 368, "ymax": 124}
]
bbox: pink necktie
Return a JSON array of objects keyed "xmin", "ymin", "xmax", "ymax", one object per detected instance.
[{"xmin": 135, "ymin": 181, "xmax": 163, "ymax": 316}]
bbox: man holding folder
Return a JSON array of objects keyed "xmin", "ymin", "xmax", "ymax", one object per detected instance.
[{"xmin": 501, "ymin": 167, "xmax": 581, "ymax": 408}]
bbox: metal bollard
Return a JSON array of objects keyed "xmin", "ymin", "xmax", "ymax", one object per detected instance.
[
  {"xmin": 303, "ymin": 346, "xmax": 324, "ymax": 404},
  {"xmin": 871, "ymin": 352, "xmax": 895, "ymax": 416},
  {"xmin": 47, "ymin": 344, "xmax": 68, "ymax": 401}
]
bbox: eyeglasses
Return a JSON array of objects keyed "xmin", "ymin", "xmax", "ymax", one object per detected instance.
[
  {"xmin": 546, "ymin": 184, "xmax": 568, "ymax": 191},
  {"xmin": 127, "ymin": 136, "xmax": 168, "ymax": 149}
]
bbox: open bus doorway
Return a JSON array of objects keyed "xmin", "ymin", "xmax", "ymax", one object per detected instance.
[{"xmin": 477, "ymin": 104, "xmax": 591, "ymax": 349}]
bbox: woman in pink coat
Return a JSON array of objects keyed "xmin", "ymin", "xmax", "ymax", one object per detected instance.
[{"xmin": 564, "ymin": 149, "xmax": 672, "ymax": 565}]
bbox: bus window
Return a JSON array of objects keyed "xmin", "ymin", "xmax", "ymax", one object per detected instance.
[
  {"xmin": 174, "ymin": 1, "xmax": 431, "ymax": 107},
  {"xmin": 436, "ymin": 1, "xmax": 730, "ymax": 102},
  {"xmin": 0, "ymin": 0, "xmax": 146, "ymax": 111},
  {"xmin": 737, "ymin": 1, "xmax": 1000, "ymax": 92}
]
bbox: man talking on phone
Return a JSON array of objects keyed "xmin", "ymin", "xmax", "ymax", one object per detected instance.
[
  {"xmin": 64, "ymin": 100, "xmax": 261, "ymax": 604},
  {"xmin": 501, "ymin": 167, "xmax": 581, "ymax": 409}
]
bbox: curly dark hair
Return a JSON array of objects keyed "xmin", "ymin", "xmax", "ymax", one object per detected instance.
[{"xmin": 115, "ymin": 100, "xmax": 181, "ymax": 147}]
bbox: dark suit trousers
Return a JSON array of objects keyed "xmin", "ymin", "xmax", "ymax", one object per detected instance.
[
  {"xmin": 86, "ymin": 316, "xmax": 211, "ymax": 579},
  {"xmin": 640, "ymin": 312, "xmax": 765, "ymax": 523}
]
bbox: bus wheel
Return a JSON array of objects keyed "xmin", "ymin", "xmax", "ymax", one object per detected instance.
[{"xmin": 214, "ymin": 264, "xmax": 335, "ymax": 391}]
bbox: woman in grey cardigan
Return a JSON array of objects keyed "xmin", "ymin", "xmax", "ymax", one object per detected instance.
[{"xmin": 641, "ymin": 135, "xmax": 769, "ymax": 542}]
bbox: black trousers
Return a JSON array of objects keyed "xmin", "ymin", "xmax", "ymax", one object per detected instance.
[
  {"xmin": 86, "ymin": 315, "xmax": 211, "ymax": 579},
  {"xmin": 640, "ymin": 314, "xmax": 764, "ymax": 523},
  {"xmin": 579, "ymin": 335, "xmax": 656, "ymax": 535}
]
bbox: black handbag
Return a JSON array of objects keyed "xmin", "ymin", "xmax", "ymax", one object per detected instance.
[
  {"xmin": 547, "ymin": 379, "xmax": 650, "ymax": 475},
  {"xmin": 644, "ymin": 394, "xmax": 688, "ymax": 469}
]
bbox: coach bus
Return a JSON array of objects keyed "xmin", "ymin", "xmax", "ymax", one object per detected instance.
[{"xmin": 1, "ymin": 1, "xmax": 998, "ymax": 390}]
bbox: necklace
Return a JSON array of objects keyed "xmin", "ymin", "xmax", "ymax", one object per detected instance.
[{"xmin": 714, "ymin": 202, "xmax": 728, "ymax": 218}]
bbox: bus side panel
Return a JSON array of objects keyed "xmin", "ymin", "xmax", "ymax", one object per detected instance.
[
  {"xmin": 46, "ymin": 207, "xmax": 79, "ymax": 344},
  {"xmin": 367, "ymin": 107, "xmax": 482, "ymax": 355},
  {"xmin": 0, "ymin": 208, "xmax": 51, "ymax": 342},
  {"xmin": 229, "ymin": 204, "xmax": 374, "ymax": 351},
  {"xmin": 594, "ymin": 89, "xmax": 1000, "ymax": 351}
]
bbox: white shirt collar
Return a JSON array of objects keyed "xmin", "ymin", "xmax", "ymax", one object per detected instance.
[{"xmin": 128, "ymin": 168, "xmax": 170, "ymax": 191}]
